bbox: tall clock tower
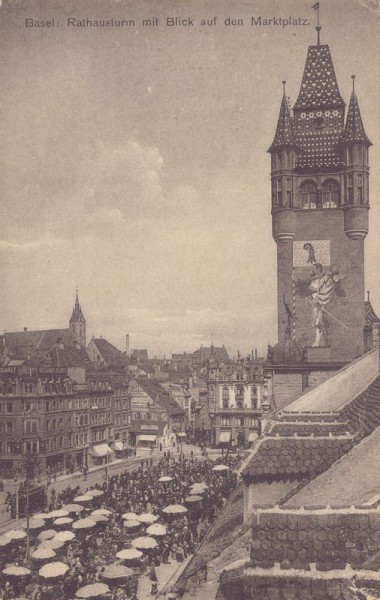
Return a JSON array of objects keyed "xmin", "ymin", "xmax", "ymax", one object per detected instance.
[{"xmin": 269, "ymin": 30, "xmax": 372, "ymax": 362}]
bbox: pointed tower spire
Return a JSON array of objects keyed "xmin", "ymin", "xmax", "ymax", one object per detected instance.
[
  {"xmin": 341, "ymin": 77, "xmax": 372, "ymax": 146},
  {"xmin": 268, "ymin": 81, "xmax": 295, "ymax": 152},
  {"xmin": 69, "ymin": 290, "xmax": 86, "ymax": 347}
]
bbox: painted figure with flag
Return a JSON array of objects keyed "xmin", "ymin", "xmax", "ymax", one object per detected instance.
[{"xmin": 307, "ymin": 263, "xmax": 345, "ymax": 347}]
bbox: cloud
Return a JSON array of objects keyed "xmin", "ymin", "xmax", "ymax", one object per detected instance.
[{"xmin": 0, "ymin": 236, "xmax": 68, "ymax": 251}]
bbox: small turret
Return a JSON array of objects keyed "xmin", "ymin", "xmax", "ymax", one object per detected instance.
[
  {"xmin": 341, "ymin": 76, "xmax": 372, "ymax": 240},
  {"xmin": 269, "ymin": 82, "xmax": 297, "ymax": 243}
]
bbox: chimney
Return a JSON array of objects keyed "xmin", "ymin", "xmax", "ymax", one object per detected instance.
[
  {"xmin": 24, "ymin": 327, "xmax": 27, "ymax": 332},
  {"xmin": 56, "ymin": 337, "xmax": 64, "ymax": 350},
  {"xmin": 125, "ymin": 334, "xmax": 130, "ymax": 357}
]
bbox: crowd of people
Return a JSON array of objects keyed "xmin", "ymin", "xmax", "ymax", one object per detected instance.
[{"xmin": 0, "ymin": 452, "xmax": 240, "ymax": 600}]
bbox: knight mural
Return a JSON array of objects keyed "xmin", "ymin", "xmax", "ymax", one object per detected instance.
[{"xmin": 294, "ymin": 242, "xmax": 345, "ymax": 348}]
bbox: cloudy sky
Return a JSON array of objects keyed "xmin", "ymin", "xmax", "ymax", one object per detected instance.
[{"xmin": 0, "ymin": 0, "xmax": 379, "ymax": 357}]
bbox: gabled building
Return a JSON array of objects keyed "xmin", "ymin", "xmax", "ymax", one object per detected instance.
[
  {"xmin": 128, "ymin": 378, "xmax": 185, "ymax": 450},
  {"xmin": 86, "ymin": 337, "xmax": 126, "ymax": 370}
]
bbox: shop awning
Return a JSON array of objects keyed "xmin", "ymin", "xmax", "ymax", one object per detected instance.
[
  {"xmin": 137, "ymin": 435, "xmax": 157, "ymax": 442},
  {"xmin": 92, "ymin": 444, "xmax": 112, "ymax": 457},
  {"xmin": 114, "ymin": 441, "xmax": 124, "ymax": 451},
  {"xmin": 219, "ymin": 431, "xmax": 231, "ymax": 443},
  {"xmin": 248, "ymin": 432, "xmax": 258, "ymax": 443}
]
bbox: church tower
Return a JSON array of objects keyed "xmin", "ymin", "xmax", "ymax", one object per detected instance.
[
  {"xmin": 269, "ymin": 29, "xmax": 372, "ymax": 362},
  {"xmin": 69, "ymin": 290, "xmax": 86, "ymax": 348}
]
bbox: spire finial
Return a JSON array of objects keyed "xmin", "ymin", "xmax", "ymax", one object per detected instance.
[
  {"xmin": 367, "ymin": 290, "xmax": 370, "ymax": 302},
  {"xmin": 312, "ymin": 2, "xmax": 321, "ymax": 44},
  {"xmin": 282, "ymin": 80, "xmax": 286, "ymax": 96},
  {"xmin": 352, "ymin": 74, "xmax": 356, "ymax": 91},
  {"xmin": 75, "ymin": 287, "xmax": 79, "ymax": 304}
]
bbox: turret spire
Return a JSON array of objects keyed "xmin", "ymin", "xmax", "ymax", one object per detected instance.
[
  {"xmin": 268, "ymin": 83, "xmax": 295, "ymax": 152},
  {"xmin": 341, "ymin": 78, "xmax": 372, "ymax": 146}
]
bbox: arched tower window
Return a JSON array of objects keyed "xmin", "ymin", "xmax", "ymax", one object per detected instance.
[
  {"xmin": 322, "ymin": 180, "xmax": 339, "ymax": 208},
  {"xmin": 300, "ymin": 181, "xmax": 317, "ymax": 209}
]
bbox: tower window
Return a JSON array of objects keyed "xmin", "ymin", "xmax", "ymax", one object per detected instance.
[
  {"xmin": 300, "ymin": 181, "xmax": 317, "ymax": 209},
  {"xmin": 347, "ymin": 174, "xmax": 354, "ymax": 204},
  {"xmin": 357, "ymin": 174, "xmax": 364, "ymax": 204},
  {"xmin": 322, "ymin": 180, "xmax": 339, "ymax": 208},
  {"xmin": 286, "ymin": 178, "xmax": 292, "ymax": 207},
  {"xmin": 276, "ymin": 179, "xmax": 283, "ymax": 207}
]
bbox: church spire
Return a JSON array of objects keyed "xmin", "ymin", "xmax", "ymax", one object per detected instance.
[
  {"xmin": 268, "ymin": 81, "xmax": 295, "ymax": 152},
  {"xmin": 69, "ymin": 290, "xmax": 86, "ymax": 347},
  {"xmin": 341, "ymin": 76, "xmax": 372, "ymax": 146}
]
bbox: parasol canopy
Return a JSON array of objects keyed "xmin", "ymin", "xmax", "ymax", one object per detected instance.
[
  {"xmin": 39, "ymin": 561, "xmax": 69, "ymax": 579},
  {"xmin": 162, "ymin": 504, "xmax": 188, "ymax": 515},
  {"xmin": 4, "ymin": 530, "xmax": 27, "ymax": 540},
  {"xmin": 131, "ymin": 536, "xmax": 158, "ymax": 550},
  {"xmin": 101, "ymin": 563, "xmax": 134, "ymax": 581},
  {"xmin": 158, "ymin": 476, "xmax": 173, "ymax": 482},
  {"xmin": 212, "ymin": 464, "xmax": 229, "ymax": 472},
  {"xmin": 146, "ymin": 523, "xmax": 167, "ymax": 537},
  {"xmin": 38, "ymin": 529, "xmax": 57, "ymax": 541},
  {"xmin": 72, "ymin": 517, "xmax": 96, "ymax": 530},
  {"xmin": 74, "ymin": 494, "xmax": 93, "ymax": 502},
  {"xmin": 91, "ymin": 514, "xmax": 109, "ymax": 523},
  {"xmin": 0, "ymin": 535, "xmax": 12, "ymax": 547},
  {"xmin": 54, "ymin": 517, "xmax": 74, "ymax": 526},
  {"xmin": 61, "ymin": 504, "xmax": 83, "ymax": 514},
  {"xmin": 135, "ymin": 513, "xmax": 158, "ymax": 524},
  {"xmin": 32, "ymin": 548, "xmax": 56, "ymax": 560},
  {"xmin": 33, "ymin": 513, "xmax": 49, "ymax": 520},
  {"xmin": 116, "ymin": 548, "xmax": 143, "ymax": 561},
  {"xmin": 75, "ymin": 583, "xmax": 110, "ymax": 598},
  {"xmin": 3, "ymin": 566, "xmax": 31, "ymax": 577},
  {"xmin": 92, "ymin": 509, "xmax": 112, "ymax": 516},
  {"xmin": 28, "ymin": 518, "xmax": 46, "ymax": 530},
  {"xmin": 185, "ymin": 495, "xmax": 203, "ymax": 503},
  {"xmin": 54, "ymin": 530, "xmax": 76, "ymax": 542},
  {"xmin": 48, "ymin": 509, "xmax": 69, "ymax": 519},
  {"xmin": 87, "ymin": 489, "xmax": 104, "ymax": 497},
  {"xmin": 124, "ymin": 519, "xmax": 141, "ymax": 529},
  {"xmin": 38, "ymin": 538, "xmax": 66, "ymax": 550},
  {"xmin": 121, "ymin": 512, "xmax": 138, "ymax": 521},
  {"xmin": 190, "ymin": 483, "xmax": 208, "ymax": 495}
]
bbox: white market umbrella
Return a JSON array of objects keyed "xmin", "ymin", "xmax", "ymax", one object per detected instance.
[
  {"xmin": 3, "ymin": 566, "xmax": 31, "ymax": 577},
  {"xmin": 38, "ymin": 538, "xmax": 66, "ymax": 550},
  {"xmin": 4, "ymin": 530, "xmax": 27, "ymax": 541},
  {"xmin": 75, "ymin": 583, "xmax": 110, "ymax": 598},
  {"xmin": 131, "ymin": 536, "xmax": 158, "ymax": 550},
  {"xmin": 212, "ymin": 464, "xmax": 230, "ymax": 472},
  {"xmin": 87, "ymin": 489, "xmax": 104, "ymax": 497},
  {"xmin": 48, "ymin": 509, "xmax": 69, "ymax": 519},
  {"xmin": 61, "ymin": 504, "xmax": 84, "ymax": 514},
  {"xmin": 39, "ymin": 561, "xmax": 69, "ymax": 579},
  {"xmin": 91, "ymin": 514, "xmax": 109, "ymax": 524},
  {"xmin": 101, "ymin": 563, "xmax": 134, "ymax": 581},
  {"xmin": 116, "ymin": 548, "xmax": 143, "ymax": 561},
  {"xmin": 122, "ymin": 512, "xmax": 138, "ymax": 521},
  {"xmin": 38, "ymin": 529, "xmax": 57, "ymax": 541},
  {"xmin": 54, "ymin": 517, "xmax": 74, "ymax": 526},
  {"xmin": 74, "ymin": 494, "xmax": 93, "ymax": 503},
  {"xmin": 158, "ymin": 476, "xmax": 173, "ymax": 482},
  {"xmin": 124, "ymin": 519, "xmax": 141, "ymax": 529},
  {"xmin": 135, "ymin": 513, "xmax": 158, "ymax": 524},
  {"xmin": 162, "ymin": 504, "xmax": 188, "ymax": 515},
  {"xmin": 28, "ymin": 518, "xmax": 46, "ymax": 531},
  {"xmin": 146, "ymin": 523, "xmax": 167, "ymax": 537},
  {"xmin": 33, "ymin": 513, "xmax": 49, "ymax": 520},
  {"xmin": 92, "ymin": 508, "xmax": 112, "ymax": 516},
  {"xmin": 0, "ymin": 535, "xmax": 12, "ymax": 547},
  {"xmin": 32, "ymin": 548, "xmax": 56, "ymax": 561},
  {"xmin": 54, "ymin": 530, "xmax": 76, "ymax": 542},
  {"xmin": 72, "ymin": 517, "xmax": 96, "ymax": 530}
]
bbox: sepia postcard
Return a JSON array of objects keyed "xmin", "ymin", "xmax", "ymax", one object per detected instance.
[{"xmin": 0, "ymin": 0, "xmax": 379, "ymax": 599}]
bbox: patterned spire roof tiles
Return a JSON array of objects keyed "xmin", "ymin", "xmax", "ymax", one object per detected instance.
[
  {"xmin": 294, "ymin": 45, "xmax": 345, "ymax": 111},
  {"xmin": 365, "ymin": 300, "xmax": 380, "ymax": 326},
  {"xmin": 341, "ymin": 89, "xmax": 372, "ymax": 146},
  {"xmin": 269, "ymin": 93, "xmax": 295, "ymax": 152}
]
